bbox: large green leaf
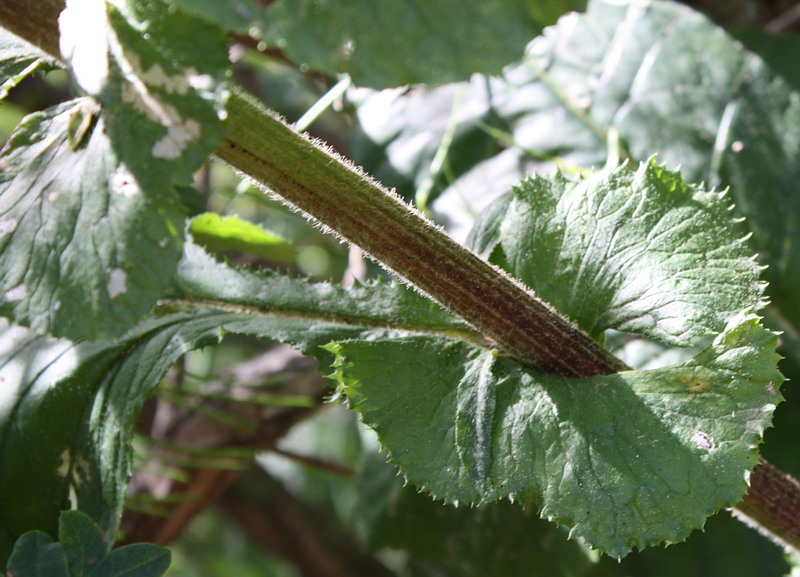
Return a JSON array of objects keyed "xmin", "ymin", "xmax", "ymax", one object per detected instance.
[
  {"xmin": 324, "ymin": 161, "xmax": 780, "ymax": 557},
  {"xmin": 467, "ymin": 161, "xmax": 764, "ymax": 345},
  {"xmin": 0, "ymin": 99, "xmax": 185, "ymax": 340},
  {"xmin": 333, "ymin": 311, "xmax": 781, "ymax": 558},
  {"xmin": 262, "ymin": 0, "xmax": 585, "ymax": 88},
  {"xmin": 59, "ymin": 0, "xmax": 229, "ymax": 191}
]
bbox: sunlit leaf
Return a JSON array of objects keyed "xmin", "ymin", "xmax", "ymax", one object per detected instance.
[
  {"xmin": 0, "ymin": 99, "xmax": 185, "ymax": 340},
  {"xmin": 263, "ymin": 0, "xmax": 585, "ymax": 88}
]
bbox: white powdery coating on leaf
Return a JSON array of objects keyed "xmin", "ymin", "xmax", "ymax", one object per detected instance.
[
  {"xmin": 152, "ymin": 119, "xmax": 201, "ymax": 160},
  {"xmin": 690, "ymin": 430, "xmax": 715, "ymax": 451},
  {"xmin": 121, "ymin": 81, "xmax": 181, "ymax": 126},
  {"xmin": 107, "ymin": 268, "xmax": 128, "ymax": 299},
  {"xmin": 111, "ymin": 167, "xmax": 139, "ymax": 196},
  {"xmin": 139, "ymin": 62, "xmax": 190, "ymax": 95},
  {"xmin": 4, "ymin": 285, "xmax": 26, "ymax": 301},
  {"xmin": 0, "ymin": 218, "xmax": 18, "ymax": 236},
  {"xmin": 187, "ymin": 69, "xmax": 215, "ymax": 92}
]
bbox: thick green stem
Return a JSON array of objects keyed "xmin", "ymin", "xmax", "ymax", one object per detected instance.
[{"xmin": 219, "ymin": 88, "xmax": 624, "ymax": 377}]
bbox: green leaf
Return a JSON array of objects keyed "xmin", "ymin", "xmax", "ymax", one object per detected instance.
[
  {"xmin": 59, "ymin": 512, "xmax": 107, "ymax": 577},
  {"xmin": 467, "ymin": 161, "xmax": 765, "ymax": 345},
  {"xmin": 334, "ymin": 311, "xmax": 782, "ymax": 557},
  {"xmin": 0, "ymin": 28, "xmax": 61, "ymax": 101},
  {"xmin": 324, "ymin": 160, "xmax": 777, "ymax": 557},
  {"xmin": 177, "ymin": 241, "xmax": 471, "ymax": 338},
  {"xmin": 0, "ymin": 243, "xmax": 467, "ymax": 563},
  {"xmin": 0, "ymin": 99, "xmax": 185, "ymax": 340},
  {"xmin": 353, "ymin": 450, "xmax": 597, "ymax": 577},
  {"xmin": 262, "ymin": 0, "xmax": 585, "ymax": 88},
  {"xmin": 189, "ymin": 213, "xmax": 296, "ymax": 265},
  {"xmin": 3, "ymin": 511, "xmax": 169, "ymax": 577},
  {"xmin": 86, "ymin": 545, "xmax": 170, "ymax": 577},
  {"xmin": 60, "ymin": 0, "xmax": 229, "ymax": 191},
  {"xmin": 161, "ymin": 0, "xmax": 267, "ymax": 34},
  {"xmin": 6, "ymin": 531, "xmax": 69, "ymax": 577}
]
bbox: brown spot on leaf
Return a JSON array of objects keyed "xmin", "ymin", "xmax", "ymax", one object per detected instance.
[{"xmin": 689, "ymin": 381, "xmax": 709, "ymax": 393}]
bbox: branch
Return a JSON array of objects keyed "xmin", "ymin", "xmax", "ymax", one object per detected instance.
[
  {"xmin": 0, "ymin": 0, "xmax": 62, "ymax": 58},
  {"xmin": 733, "ymin": 457, "xmax": 800, "ymax": 551}
]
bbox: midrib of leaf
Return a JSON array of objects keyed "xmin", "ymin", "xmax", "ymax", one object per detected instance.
[{"xmin": 162, "ymin": 296, "xmax": 486, "ymax": 347}]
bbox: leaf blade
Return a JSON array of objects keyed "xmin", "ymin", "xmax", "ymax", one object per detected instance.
[
  {"xmin": 470, "ymin": 161, "xmax": 765, "ymax": 345},
  {"xmin": 335, "ymin": 311, "xmax": 782, "ymax": 557},
  {"xmin": 0, "ymin": 99, "xmax": 185, "ymax": 340},
  {"xmin": 262, "ymin": 0, "xmax": 584, "ymax": 88}
]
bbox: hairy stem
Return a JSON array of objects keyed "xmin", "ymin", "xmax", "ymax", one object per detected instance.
[
  {"xmin": 219, "ymin": 88, "xmax": 623, "ymax": 377},
  {"xmin": 733, "ymin": 457, "xmax": 800, "ymax": 550}
]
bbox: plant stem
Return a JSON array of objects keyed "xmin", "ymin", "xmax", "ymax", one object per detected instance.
[
  {"xmin": 734, "ymin": 457, "xmax": 800, "ymax": 551},
  {"xmin": 218, "ymin": 88, "xmax": 800, "ymax": 552},
  {"xmin": 219, "ymin": 88, "xmax": 624, "ymax": 377},
  {"xmin": 2, "ymin": 0, "xmax": 800, "ymax": 553}
]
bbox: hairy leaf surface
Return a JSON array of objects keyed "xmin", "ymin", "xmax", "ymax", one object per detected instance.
[
  {"xmin": 334, "ymin": 312, "xmax": 781, "ymax": 557},
  {"xmin": 0, "ymin": 100, "xmax": 185, "ymax": 340},
  {"xmin": 325, "ymin": 161, "xmax": 779, "ymax": 556},
  {"xmin": 468, "ymin": 161, "xmax": 764, "ymax": 345}
]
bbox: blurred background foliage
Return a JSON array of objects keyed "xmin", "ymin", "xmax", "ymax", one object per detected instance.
[{"xmin": 4, "ymin": 0, "xmax": 800, "ymax": 575}]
